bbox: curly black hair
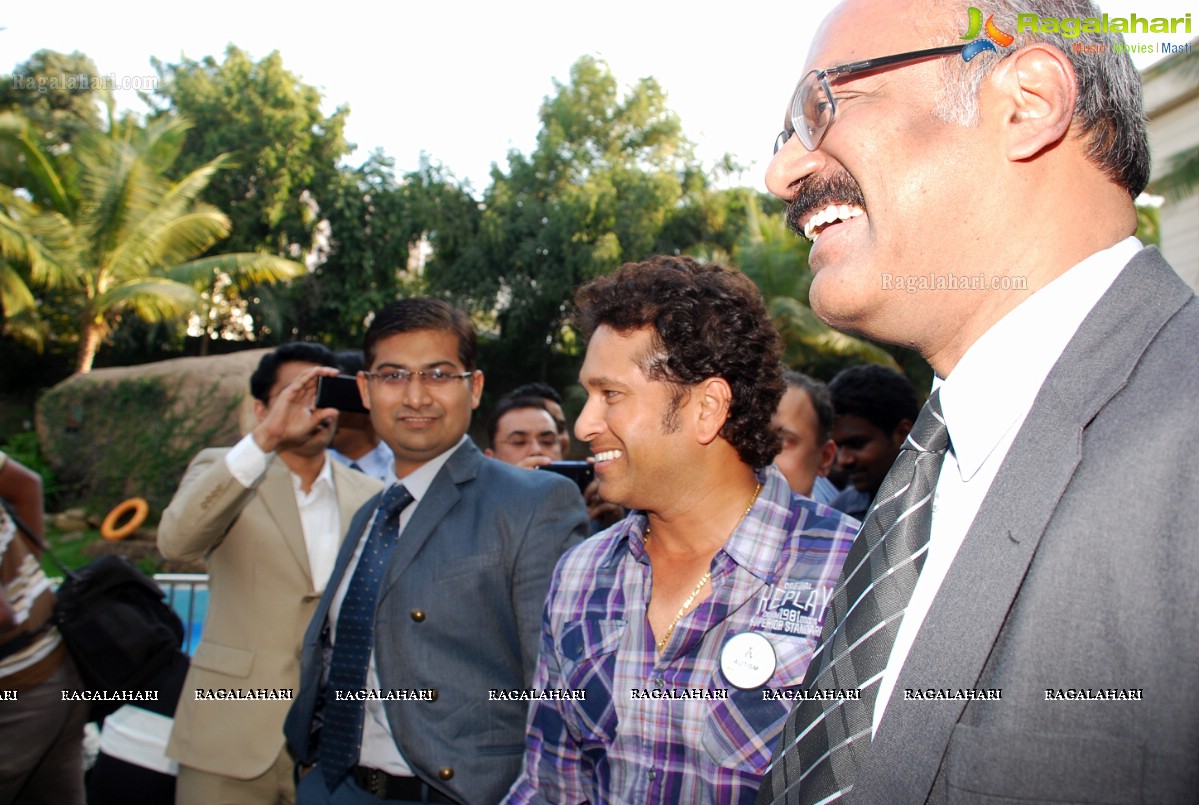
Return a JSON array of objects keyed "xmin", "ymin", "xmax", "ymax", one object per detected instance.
[{"xmin": 575, "ymin": 255, "xmax": 784, "ymax": 469}]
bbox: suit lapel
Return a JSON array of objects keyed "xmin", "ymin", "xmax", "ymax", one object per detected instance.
[
  {"xmin": 850, "ymin": 249, "xmax": 1194, "ymax": 803},
  {"xmin": 258, "ymin": 461, "xmax": 313, "ymax": 586},
  {"xmin": 379, "ymin": 441, "xmax": 479, "ymax": 600}
]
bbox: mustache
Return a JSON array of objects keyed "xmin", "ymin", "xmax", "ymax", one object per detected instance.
[{"xmin": 784, "ymin": 171, "xmax": 867, "ymax": 236}]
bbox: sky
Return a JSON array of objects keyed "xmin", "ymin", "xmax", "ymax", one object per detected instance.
[{"xmin": 1, "ymin": 0, "xmax": 1190, "ymax": 195}]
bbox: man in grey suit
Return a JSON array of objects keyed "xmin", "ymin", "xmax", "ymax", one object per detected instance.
[
  {"xmin": 757, "ymin": 0, "xmax": 1199, "ymax": 802},
  {"xmin": 286, "ymin": 299, "xmax": 588, "ymax": 804}
]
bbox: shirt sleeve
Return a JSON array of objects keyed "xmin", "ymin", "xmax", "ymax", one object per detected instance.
[
  {"xmin": 503, "ymin": 584, "xmax": 588, "ymax": 805},
  {"xmin": 224, "ymin": 432, "xmax": 275, "ymax": 488}
]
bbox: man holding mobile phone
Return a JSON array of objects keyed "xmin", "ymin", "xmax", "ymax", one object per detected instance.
[{"xmin": 159, "ymin": 343, "xmax": 381, "ymax": 805}]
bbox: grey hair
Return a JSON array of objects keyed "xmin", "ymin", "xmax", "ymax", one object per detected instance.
[{"xmin": 933, "ymin": 0, "xmax": 1149, "ymax": 197}]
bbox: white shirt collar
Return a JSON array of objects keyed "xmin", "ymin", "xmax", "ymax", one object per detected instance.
[
  {"xmin": 387, "ymin": 434, "xmax": 469, "ymax": 504},
  {"xmin": 290, "ymin": 452, "xmax": 335, "ymax": 499},
  {"xmin": 938, "ymin": 237, "xmax": 1141, "ymax": 481}
]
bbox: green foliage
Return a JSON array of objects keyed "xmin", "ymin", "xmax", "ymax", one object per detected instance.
[
  {"xmin": 37, "ymin": 377, "xmax": 240, "ymax": 516},
  {"xmin": 283, "ymin": 154, "xmax": 477, "ymax": 345},
  {"xmin": 0, "ymin": 50, "xmax": 111, "ymax": 148},
  {"xmin": 1135, "ymin": 200, "xmax": 1161, "ymax": 247},
  {"xmin": 1, "ymin": 430, "xmax": 60, "ymax": 505},
  {"xmin": 428, "ymin": 56, "xmax": 706, "ymax": 382},
  {"xmin": 0, "ymin": 111, "xmax": 305, "ymax": 371},
  {"xmin": 150, "ymin": 46, "xmax": 350, "ymax": 262}
]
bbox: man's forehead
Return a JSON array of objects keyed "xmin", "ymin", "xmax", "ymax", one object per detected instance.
[
  {"xmin": 807, "ymin": 0, "xmax": 945, "ymax": 69},
  {"xmin": 499, "ymin": 407, "xmax": 556, "ymax": 432}
]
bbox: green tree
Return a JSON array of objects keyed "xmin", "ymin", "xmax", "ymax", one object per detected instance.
[
  {"xmin": 150, "ymin": 47, "xmax": 350, "ymax": 259},
  {"xmin": 0, "ymin": 112, "xmax": 304, "ymax": 372},
  {"xmin": 284, "ymin": 154, "xmax": 480, "ymax": 345},
  {"xmin": 430, "ymin": 56, "xmax": 704, "ymax": 382},
  {"xmin": 0, "ymin": 50, "xmax": 111, "ymax": 148}
]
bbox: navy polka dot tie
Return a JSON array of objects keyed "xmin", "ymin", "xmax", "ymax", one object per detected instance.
[{"xmin": 321, "ymin": 484, "xmax": 414, "ymax": 788}]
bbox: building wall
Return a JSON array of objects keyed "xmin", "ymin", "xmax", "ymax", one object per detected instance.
[{"xmin": 1142, "ymin": 45, "xmax": 1199, "ymax": 291}]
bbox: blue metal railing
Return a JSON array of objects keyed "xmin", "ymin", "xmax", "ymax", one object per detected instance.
[{"xmin": 154, "ymin": 573, "xmax": 208, "ymax": 655}]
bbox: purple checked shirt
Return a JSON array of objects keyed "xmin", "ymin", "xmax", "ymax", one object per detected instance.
[{"xmin": 504, "ymin": 466, "xmax": 858, "ymax": 804}]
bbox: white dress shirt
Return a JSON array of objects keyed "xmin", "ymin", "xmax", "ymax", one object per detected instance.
[
  {"xmin": 225, "ymin": 433, "xmax": 342, "ymax": 593},
  {"xmin": 872, "ymin": 237, "xmax": 1142, "ymax": 734},
  {"xmin": 327, "ymin": 435, "xmax": 466, "ymax": 776}
]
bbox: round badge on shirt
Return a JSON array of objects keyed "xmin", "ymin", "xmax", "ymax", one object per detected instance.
[{"xmin": 720, "ymin": 632, "xmax": 776, "ymax": 690}]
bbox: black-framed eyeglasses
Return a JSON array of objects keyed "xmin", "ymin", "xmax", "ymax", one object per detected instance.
[
  {"xmin": 364, "ymin": 368, "xmax": 474, "ymax": 387},
  {"xmin": 774, "ymin": 44, "xmax": 968, "ymax": 154}
]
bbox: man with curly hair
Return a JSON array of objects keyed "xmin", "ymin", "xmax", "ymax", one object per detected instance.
[{"xmin": 504, "ymin": 256, "xmax": 859, "ymax": 804}]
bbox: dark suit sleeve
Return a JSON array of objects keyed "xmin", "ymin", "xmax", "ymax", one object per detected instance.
[{"xmin": 509, "ymin": 479, "xmax": 587, "ymax": 684}]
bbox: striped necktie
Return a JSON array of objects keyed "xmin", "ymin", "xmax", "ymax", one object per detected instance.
[
  {"xmin": 758, "ymin": 389, "xmax": 949, "ymax": 805},
  {"xmin": 321, "ymin": 484, "xmax": 414, "ymax": 788}
]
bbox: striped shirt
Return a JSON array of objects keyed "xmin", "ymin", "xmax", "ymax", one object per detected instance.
[
  {"xmin": 505, "ymin": 466, "xmax": 858, "ymax": 804},
  {"xmin": 0, "ymin": 458, "xmax": 65, "ymax": 689}
]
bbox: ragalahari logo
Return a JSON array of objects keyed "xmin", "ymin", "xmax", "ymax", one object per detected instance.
[{"xmin": 960, "ymin": 7, "xmax": 1015, "ymax": 61}]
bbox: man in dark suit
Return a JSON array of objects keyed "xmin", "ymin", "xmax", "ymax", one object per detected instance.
[
  {"xmin": 757, "ymin": 0, "xmax": 1199, "ymax": 802},
  {"xmin": 286, "ymin": 299, "xmax": 588, "ymax": 804}
]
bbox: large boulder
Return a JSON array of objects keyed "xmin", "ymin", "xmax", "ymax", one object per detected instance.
[{"xmin": 35, "ymin": 349, "xmax": 269, "ymax": 518}]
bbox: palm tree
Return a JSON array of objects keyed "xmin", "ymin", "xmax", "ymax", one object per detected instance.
[{"xmin": 0, "ymin": 111, "xmax": 304, "ymax": 372}]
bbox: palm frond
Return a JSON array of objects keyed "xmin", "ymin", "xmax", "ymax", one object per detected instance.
[
  {"xmin": 166, "ymin": 253, "xmax": 306, "ymax": 291},
  {"xmin": 96, "ymin": 276, "xmax": 200, "ymax": 322}
]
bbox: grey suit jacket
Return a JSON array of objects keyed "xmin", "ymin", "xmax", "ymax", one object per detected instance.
[
  {"xmin": 285, "ymin": 439, "xmax": 588, "ymax": 804},
  {"xmin": 158, "ymin": 448, "xmax": 380, "ymax": 778},
  {"xmin": 841, "ymin": 248, "xmax": 1199, "ymax": 803}
]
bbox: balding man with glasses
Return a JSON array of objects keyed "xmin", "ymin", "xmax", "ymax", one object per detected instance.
[
  {"xmin": 286, "ymin": 298, "xmax": 587, "ymax": 805},
  {"xmin": 757, "ymin": 0, "xmax": 1199, "ymax": 803}
]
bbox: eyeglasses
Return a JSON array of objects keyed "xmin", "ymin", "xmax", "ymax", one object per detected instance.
[
  {"xmin": 364, "ymin": 368, "xmax": 474, "ymax": 386},
  {"xmin": 774, "ymin": 44, "xmax": 968, "ymax": 154}
]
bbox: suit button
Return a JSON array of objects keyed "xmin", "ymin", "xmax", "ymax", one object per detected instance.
[
  {"xmin": 410, "ymin": 609, "xmax": 425, "ymax": 622},
  {"xmin": 438, "ymin": 767, "xmax": 454, "ymax": 781}
]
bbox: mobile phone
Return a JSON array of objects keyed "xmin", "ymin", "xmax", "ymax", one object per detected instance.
[
  {"xmin": 538, "ymin": 461, "xmax": 594, "ymax": 493},
  {"xmin": 315, "ymin": 374, "xmax": 368, "ymax": 414}
]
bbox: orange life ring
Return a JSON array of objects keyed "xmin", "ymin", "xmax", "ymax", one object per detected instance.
[{"xmin": 101, "ymin": 497, "xmax": 149, "ymax": 541}]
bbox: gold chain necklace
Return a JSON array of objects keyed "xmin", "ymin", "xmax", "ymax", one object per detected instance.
[{"xmin": 647, "ymin": 482, "xmax": 762, "ymax": 654}]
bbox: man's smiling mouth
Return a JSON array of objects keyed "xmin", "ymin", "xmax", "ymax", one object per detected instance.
[{"xmin": 802, "ymin": 204, "xmax": 865, "ymax": 242}]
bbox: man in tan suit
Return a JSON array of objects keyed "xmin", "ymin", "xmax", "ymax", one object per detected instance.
[{"xmin": 160, "ymin": 343, "xmax": 380, "ymax": 805}]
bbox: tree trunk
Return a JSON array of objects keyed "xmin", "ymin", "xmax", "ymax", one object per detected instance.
[{"xmin": 76, "ymin": 320, "xmax": 102, "ymax": 373}]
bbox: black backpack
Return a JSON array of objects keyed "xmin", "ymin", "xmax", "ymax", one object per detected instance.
[{"xmin": 1, "ymin": 501, "xmax": 183, "ymax": 719}]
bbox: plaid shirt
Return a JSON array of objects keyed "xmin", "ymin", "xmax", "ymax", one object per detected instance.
[{"xmin": 505, "ymin": 466, "xmax": 858, "ymax": 804}]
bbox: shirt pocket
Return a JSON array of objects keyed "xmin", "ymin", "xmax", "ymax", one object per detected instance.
[
  {"xmin": 702, "ymin": 631, "xmax": 816, "ymax": 773},
  {"xmin": 558, "ymin": 618, "xmax": 626, "ymax": 746}
]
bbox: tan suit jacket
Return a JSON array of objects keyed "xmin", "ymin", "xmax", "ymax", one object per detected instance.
[{"xmin": 158, "ymin": 447, "xmax": 380, "ymax": 779}]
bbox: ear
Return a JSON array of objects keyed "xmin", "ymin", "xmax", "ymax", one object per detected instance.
[
  {"xmin": 818, "ymin": 438, "xmax": 838, "ymax": 477},
  {"xmin": 253, "ymin": 398, "xmax": 268, "ymax": 424},
  {"xmin": 356, "ymin": 371, "xmax": 372, "ymax": 412},
  {"xmin": 484, "ymin": 447, "xmax": 495, "ymax": 457},
  {"xmin": 893, "ymin": 419, "xmax": 914, "ymax": 447},
  {"xmin": 992, "ymin": 43, "xmax": 1077, "ymax": 161},
  {"xmin": 469, "ymin": 370, "xmax": 485, "ymax": 410},
  {"xmin": 694, "ymin": 377, "xmax": 733, "ymax": 446}
]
